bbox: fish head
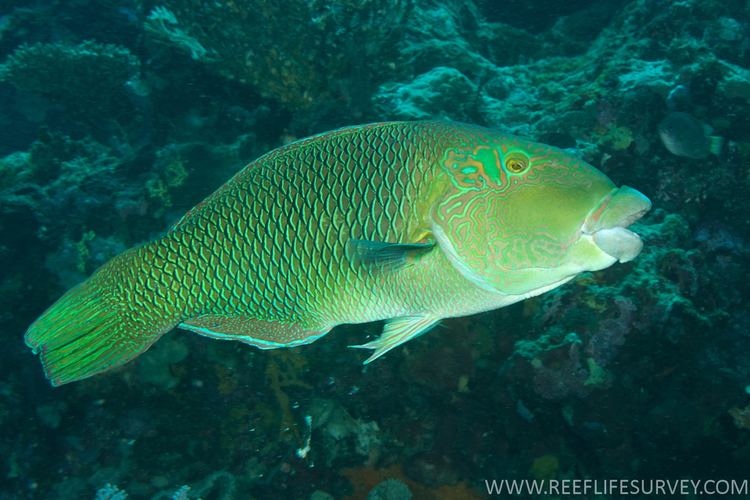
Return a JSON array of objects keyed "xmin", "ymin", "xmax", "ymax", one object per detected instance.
[{"xmin": 431, "ymin": 133, "xmax": 651, "ymax": 296}]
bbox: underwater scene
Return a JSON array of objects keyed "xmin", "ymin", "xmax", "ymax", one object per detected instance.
[{"xmin": 2, "ymin": 0, "xmax": 750, "ymax": 498}]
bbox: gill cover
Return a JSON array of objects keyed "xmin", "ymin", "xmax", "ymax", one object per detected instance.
[{"xmin": 431, "ymin": 137, "xmax": 616, "ymax": 295}]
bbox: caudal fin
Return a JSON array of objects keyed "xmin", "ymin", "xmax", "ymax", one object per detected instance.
[
  {"xmin": 25, "ymin": 248, "xmax": 179, "ymax": 386},
  {"xmin": 709, "ymin": 135, "xmax": 725, "ymax": 157}
]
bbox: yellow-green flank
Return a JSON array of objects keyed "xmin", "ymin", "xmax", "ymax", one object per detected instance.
[{"xmin": 25, "ymin": 121, "xmax": 651, "ymax": 386}]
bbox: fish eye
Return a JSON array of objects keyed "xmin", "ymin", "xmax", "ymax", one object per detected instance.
[{"xmin": 504, "ymin": 153, "xmax": 529, "ymax": 174}]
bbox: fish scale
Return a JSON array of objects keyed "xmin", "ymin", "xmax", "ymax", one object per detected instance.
[
  {"xmin": 25, "ymin": 121, "xmax": 651, "ymax": 386},
  {"xmin": 161, "ymin": 123, "xmax": 426, "ymax": 324}
]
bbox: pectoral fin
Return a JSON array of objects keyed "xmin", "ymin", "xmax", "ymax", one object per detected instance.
[
  {"xmin": 350, "ymin": 315, "xmax": 440, "ymax": 363},
  {"xmin": 347, "ymin": 238, "xmax": 434, "ymax": 271}
]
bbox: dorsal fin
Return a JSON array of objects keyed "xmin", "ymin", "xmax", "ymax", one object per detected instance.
[{"xmin": 169, "ymin": 199, "xmax": 208, "ymax": 231}]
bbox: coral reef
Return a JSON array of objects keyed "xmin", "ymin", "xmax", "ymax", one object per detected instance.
[
  {"xmin": 265, "ymin": 350, "xmax": 312, "ymax": 443},
  {"xmin": 135, "ymin": 338, "xmax": 189, "ymax": 390},
  {"xmin": 366, "ymin": 478, "xmax": 412, "ymax": 500},
  {"xmin": 0, "ymin": 41, "xmax": 140, "ymax": 122},
  {"xmin": 505, "ymin": 210, "xmax": 720, "ymax": 400},
  {"xmin": 0, "ymin": 41, "xmax": 139, "ymax": 95},
  {"xmin": 144, "ymin": 0, "xmax": 411, "ymax": 115},
  {"xmin": 374, "ymin": 67, "xmax": 481, "ymax": 121}
]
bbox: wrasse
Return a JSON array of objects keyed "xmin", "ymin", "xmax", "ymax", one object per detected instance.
[{"xmin": 26, "ymin": 121, "xmax": 651, "ymax": 386}]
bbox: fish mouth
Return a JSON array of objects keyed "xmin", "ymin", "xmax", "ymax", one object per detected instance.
[{"xmin": 582, "ymin": 186, "xmax": 652, "ymax": 263}]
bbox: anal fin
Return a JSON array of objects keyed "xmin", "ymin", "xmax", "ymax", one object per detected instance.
[
  {"xmin": 351, "ymin": 315, "xmax": 440, "ymax": 363},
  {"xmin": 179, "ymin": 315, "xmax": 330, "ymax": 350}
]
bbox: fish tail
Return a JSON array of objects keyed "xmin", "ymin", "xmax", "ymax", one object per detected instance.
[
  {"xmin": 709, "ymin": 135, "xmax": 725, "ymax": 157},
  {"xmin": 25, "ymin": 246, "xmax": 180, "ymax": 386}
]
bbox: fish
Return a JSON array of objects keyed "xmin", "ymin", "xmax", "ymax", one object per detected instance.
[
  {"xmin": 658, "ymin": 112, "xmax": 724, "ymax": 159},
  {"xmin": 25, "ymin": 121, "xmax": 652, "ymax": 386},
  {"xmin": 665, "ymin": 84, "xmax": 690, "ymax": 111}
]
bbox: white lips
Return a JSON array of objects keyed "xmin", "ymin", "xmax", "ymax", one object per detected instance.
[
  {"xmin": 583, "ymin": 185, "xmax": 650, "ymax": 263},
  {"xmin": 592, "ymin": 227, "xmax": 643, "ymax": 263}
]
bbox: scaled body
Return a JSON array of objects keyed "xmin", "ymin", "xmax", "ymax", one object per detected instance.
[{"xmin": 26, "ymin": 121, "xmax": 651, "ymax": 386}]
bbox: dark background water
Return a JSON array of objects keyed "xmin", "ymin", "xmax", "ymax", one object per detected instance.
[{"xmin": 1, "ymin": 0, "xmax": 749, "ymax": 498}]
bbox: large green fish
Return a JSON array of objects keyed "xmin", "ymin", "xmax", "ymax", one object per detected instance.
[{"xmin": 26, "ymin": 121, "xmax": 651, "ymax": 386}]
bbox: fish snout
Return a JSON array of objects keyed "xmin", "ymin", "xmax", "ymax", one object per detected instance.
[{"xmin": 583, "ymin": 186, "xmax": 652, "ymax": 263}]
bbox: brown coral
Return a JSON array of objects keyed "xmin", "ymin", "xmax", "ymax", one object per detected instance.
[{"xmin": 265, "ymin": 350, "xmax": 311, "ymax": 443}]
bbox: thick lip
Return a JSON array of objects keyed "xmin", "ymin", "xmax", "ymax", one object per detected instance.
[
  {"xmin": 583, "ymin": 186, "xmax": 652, "ymax": 234},
  {"xmin": 582, "ymin": 186, "xmax": 652, "ymax": 263}
]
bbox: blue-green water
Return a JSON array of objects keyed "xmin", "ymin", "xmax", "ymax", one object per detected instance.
[{"xmin": 1, "ymin": 0, "xmax": 749, "ymax": 498}]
